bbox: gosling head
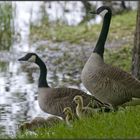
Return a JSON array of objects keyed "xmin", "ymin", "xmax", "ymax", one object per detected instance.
[
  {"xmin": 18, "ymin": 53, "xmax": 38, "ymax": 63},
  {"xmin": 63, "ymin": 107, "xmax": 72, "ymax": 116},
  {"xmin": 73, "ymin": 95, "xmax": 83, "ymax": 105}
]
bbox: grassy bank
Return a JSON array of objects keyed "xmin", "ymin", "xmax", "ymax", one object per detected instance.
[
  {"xmin": 0, "ymin": 2, "xmax": 14, "ymax": 50},
  {"xmin": 16, "ymin": 106, "xmax": 140, "ymax": 139},
  {"xmin": 105, "ymin": 45, "xmax": 132, "ymax": 72},
  {"xmin": 30, "ymin": 11, "xmax": 136, "ymax": 44}
]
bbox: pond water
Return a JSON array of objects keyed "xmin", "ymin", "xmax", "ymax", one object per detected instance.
[{"xmin": 0, "ymin": 1, "xmax": 138, "ymax": 137}]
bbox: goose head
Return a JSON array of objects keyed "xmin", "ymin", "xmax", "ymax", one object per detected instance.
[
  {"xmin": 90, "ymin": 6, "xmax": 111, "ymax": 18},
  {"xmin": 96, "ymin": 6, "xmax": 111, "ymax": 16},
  {"xmin": 18, "ymin": 53, "xmax": 38, "ymax": 63},
  {"xmin": 18, "ymin": 52, "xmax": 49, "ymax": 88}
]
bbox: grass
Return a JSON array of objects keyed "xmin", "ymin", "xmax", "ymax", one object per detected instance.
[
  {"xmin": 30, "ymin": 11, "xmax": 136, "ymax": 44},
  {"xmin": 108, "ymin": 11, "xmax": 136, "ymax": 42},
  {"xmin": 16, "ymin": 106, "xmax": 140, "ymax": 139},
  {"xmin": 105, "ymin": 45, "xmax": 132, "ymax": 72}
]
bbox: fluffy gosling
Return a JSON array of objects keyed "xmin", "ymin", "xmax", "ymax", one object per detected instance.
[
  {"xmin": 19, "ymin": 116, "xmax": 63, "ymax": 132},
  {"xmin": 63, "ymin": 107, "xmax": 74, "ymax": 127},
  {"xmin": 73, "ymin": 95, "xmax": 98, "ymax": 119}
]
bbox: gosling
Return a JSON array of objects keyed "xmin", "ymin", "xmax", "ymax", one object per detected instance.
[
  {"xmin": 73, "ymin": 95, "xmax": 99, "ymax": 119},
  {"xmin": 19, "ymin": 116, "xmax": 63, "ymax": 132},
  {"xmin": 63, "ymin": 107, "xmax": 75, "ymax": 127}
]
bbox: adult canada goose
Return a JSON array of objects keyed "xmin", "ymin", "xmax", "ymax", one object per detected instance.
[
  {"xmin": 81, "ymin": 6, "xmax": 140, "ymax": 107},
  {"xmin": 63, "ymin": 107, "xmax": 74, "ymax": 126},
  {"xmin": 73, "ymin": 95, "xmax": 99, "ymax": 119},
  {"xmin": 18, "ymin": 53, "xmax": 106, "ymax": 118},
  {"xmin": 19, "ymin": 116, "xmax": 63, "ymax": 131}
]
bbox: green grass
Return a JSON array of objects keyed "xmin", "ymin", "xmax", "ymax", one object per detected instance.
[
  {"xmin": 16, "ymin": 106, "xmax": 140, "ymax": 139},
  {"xmin": 30, "ymin": 11, "xmax": 136, "ymax": 44},
  {"xmin": 108, "ymin": 11, "xmax": 136, "ymax": 42},
  {"xmin": 105, "ymin": 45, "xmax": 132, "ymax": 72}
]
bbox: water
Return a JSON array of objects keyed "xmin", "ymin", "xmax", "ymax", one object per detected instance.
[{"xmin": 0, "ymin": 1, "xmax": 138, "ymax": 137}]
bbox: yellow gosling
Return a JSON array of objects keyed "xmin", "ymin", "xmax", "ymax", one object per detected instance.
[
  {"xmin": 63, "ymin": 107, "xmax": 74, "ymax": 127},
  {"xmin": 73, "ymin": 95, "xmax": 98, "ymax": 119}
]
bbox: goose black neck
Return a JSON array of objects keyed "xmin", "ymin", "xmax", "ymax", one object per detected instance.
[
  {"xmin": 93, "ymin": 10, "xmax": 112, "ymax": 58},
  {"xmin": 36, "ymin": 56, "xmax": 49, "ymax": 88}
]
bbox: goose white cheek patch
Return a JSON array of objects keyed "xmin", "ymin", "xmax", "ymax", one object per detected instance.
[
  {"xmin": 28, "ymin": 55, "xmax": 36, "ymax": 62},
  {"xmin": 100, "ymin": 9, "xmax": 108, "ymax": 17}
]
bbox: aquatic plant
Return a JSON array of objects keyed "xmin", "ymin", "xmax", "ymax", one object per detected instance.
[{"xmin": 0, "ymin": 2, "xmax": 14, "ymax": 50}]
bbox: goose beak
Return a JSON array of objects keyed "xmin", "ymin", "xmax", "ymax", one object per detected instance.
[
  {"xmin": 89, "ymin": 11, "xmax": 97, "ymax": 15},
  {"xmin": 18, "ymin": 56, "xmax": 27, "ymax": 61}
]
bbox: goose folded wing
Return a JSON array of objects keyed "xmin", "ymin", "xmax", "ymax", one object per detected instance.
[
  {"xmin": 98, "ymin": 64, "xmax": 140, "ymax": 90},
  {"xmin": 52, "ymin": 88, "xmax": 103, "ymax": 106}
]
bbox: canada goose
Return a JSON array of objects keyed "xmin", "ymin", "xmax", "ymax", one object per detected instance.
[
  {"xmin": 73, "ymin": 95, "xmax": 99, "ymax": 119},
  {"xmin": 18, "ymin": 53, "xmax": 106, "ymax": 118},
  {"xmin": 81, "ymin": 6, "xmax": 140, "ymax": 107},
  {"xmin": 63, "ymin": 107, "xmax": 74, "ymax": 126},
  {"xmin": 19, "ymin": 116, "xmax": 63, "ymax": 131}
]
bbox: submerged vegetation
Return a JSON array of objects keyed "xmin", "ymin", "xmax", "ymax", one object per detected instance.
[
  {"xmin": 0, "ymin": 2, "xmax": 14, "ymax": 50},
  {"xmin": 0, "ymin": 61, "xmax": 8, "ymax": 71}
]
